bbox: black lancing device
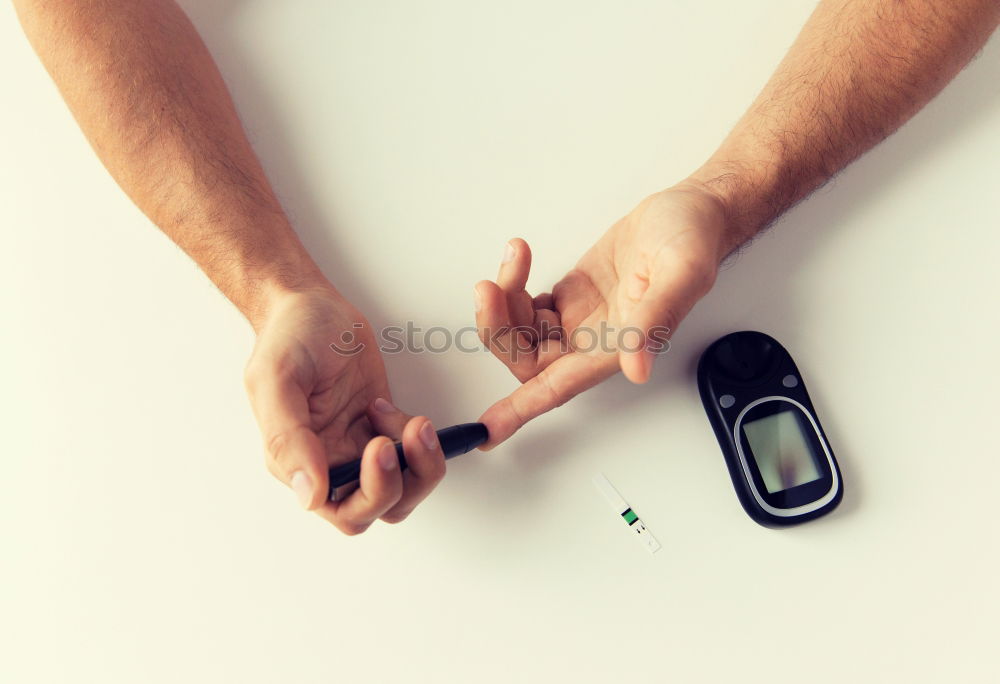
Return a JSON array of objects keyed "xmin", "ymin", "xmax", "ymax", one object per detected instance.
[
  {"xmin": 327, "ymin": 423, "xmax": 489, "ymax": 501},
  {"xmin": 697, "ymin": 331, "xmax": 843, "ymax": 527}
]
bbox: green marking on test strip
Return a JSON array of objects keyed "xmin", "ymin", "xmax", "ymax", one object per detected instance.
[{"xmin": 622, "ymin": 508, "xmax": 638, "ymax": 525}]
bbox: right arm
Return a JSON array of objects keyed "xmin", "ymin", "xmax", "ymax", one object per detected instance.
[{"xmin": 14, "ymin": 0, "xmax": 446, "ymax": 534}]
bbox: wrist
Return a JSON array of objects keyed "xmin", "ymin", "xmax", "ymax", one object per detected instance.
[
  {"xmin": 214, "ymin": 215, "xmax": 338, "ymax": 331},
  {"xmin": 245, "ymin": 269, "xmax": 341, "ymax": 334},
  {"xmin": 684, "ymin": 159, "xmax": 777, "ymax": 257},
  {"xmin": 669, "ymin": 164, "xmax": 765, "ymax": 262},
  {"xmin": 686, "ymin": 136, "xmax": 834, "ymax": 258}
]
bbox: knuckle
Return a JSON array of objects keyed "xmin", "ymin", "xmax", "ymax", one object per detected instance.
[
  {"xmin": 429, "ymin": 458, "xmax": 447, "ymax": 484},
  {"xmin": 417, "ymin": 457, "xmax": 447, "ymax": 487},
  {"xmin": 337, "ymin": 520, "xmax": 371, "ymax": 536},
  {"xmin": 263, "ymin": 453, "xmax": 281, "ymax": 479},
  {"xmin": 367, "ymin": 482, "xmax": 404, "ymax": 512},
  {"xmin": 264, "ymin": 427, "xmax": 306, "ymax": 475},
  {"xmin": 385, "ymin": 486, "xmax": 404, "ymax": 508},
  {"xmin": 243, "ymin": 364, "xmax": 261, "ymax": 395},
  {"xmin": 265, "ymin": 430, "xmax": 290, "ymax": 464},
  {"xmin": 535, "ymin": 370, "xmax": 564, "ymax": 408},
  {"xmin": 501, "ymin": 395, "xmax": 529, "ymax": 430},
  {"xmin": 381, "ymin": 510, "xmax": 412, "ymax": 525},
  {"xmin": 680, "ymin": 256, "xmax": 718, "ymax": 294}
]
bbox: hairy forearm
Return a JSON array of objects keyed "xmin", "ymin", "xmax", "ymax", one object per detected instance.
[
  {"xmin": 690, "ymin": 0, "xmax": 1000, "ymax": 254},
  {"xmin": 14, "ymin": 0, "xmax": 328, "ymax": 328}
]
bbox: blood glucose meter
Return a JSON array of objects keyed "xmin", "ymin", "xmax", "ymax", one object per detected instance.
[{"xmin": 697, "ymin": 331, "xmax": 843, "ymax": 527}]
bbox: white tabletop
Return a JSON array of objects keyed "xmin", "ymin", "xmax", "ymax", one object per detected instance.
[{"xmin": 3, "ymin": 2, "xmax": 999, "ymax": 682}]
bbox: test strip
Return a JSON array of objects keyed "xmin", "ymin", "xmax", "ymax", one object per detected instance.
[{"xmin": 593, "ymin": 473, "xmax": 661, "ymax": 555}]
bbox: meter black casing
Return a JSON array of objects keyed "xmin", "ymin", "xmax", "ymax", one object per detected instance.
[{"xmin": 697, "ymin": 331, "xmax": 843, "ymax": 528}]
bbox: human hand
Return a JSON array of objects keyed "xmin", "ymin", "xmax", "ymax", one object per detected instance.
[
  {"xmin": 244, "ymin": 286, "xmax": 446, "ymax": 534},
  {"xmin": 474, "ymin": 184, "xmax": 734, "ymax": 446}
]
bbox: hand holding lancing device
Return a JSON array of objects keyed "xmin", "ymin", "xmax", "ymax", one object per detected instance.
[{"xmin": 243, "ymin": 286, "xmax": 446, "ymax": 535}]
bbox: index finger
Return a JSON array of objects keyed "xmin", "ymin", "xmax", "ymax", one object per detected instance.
[{"xmin": 477, "ymin": 351, "xmax": 618, "ymax": 447}]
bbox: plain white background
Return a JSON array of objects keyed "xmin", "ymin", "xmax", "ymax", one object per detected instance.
[{"xmin": 2, "ymin": 2, "xmax": 998, "ymax": 682}]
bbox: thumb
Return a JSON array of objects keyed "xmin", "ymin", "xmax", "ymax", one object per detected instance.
[
  {"xmin": 619, "ymin": 262, "xmax": 714, "ymax": 383},
  {"xmin": 245, "ymin": 365, "xmax": 329, "ymax": 510}
]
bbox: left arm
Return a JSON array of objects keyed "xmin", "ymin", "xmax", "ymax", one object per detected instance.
[{"xmin": 475, "ymin": 0, "xmax": 1000, "ymax": 446}]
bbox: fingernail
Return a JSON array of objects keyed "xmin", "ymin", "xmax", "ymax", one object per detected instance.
[
  {"xmin": 419, "ymin": 420, "xmax": 438, "ymax": 450},
  {"xmin": 373, "ymin": 397, "xmax": 396, "ymax": 414},
  {"xmin": 290, "ymin": 470, "xmax": 313, "ymax": 509},
  {"xmin": 378, "ymin": 442, "xmax": 398, "ymax": 470},
  {"xmin": 473, "ymin": 286, "xmax": 482, "ymax": 312},
  {"xmin": 501, "ymin": 242, "xmax": 515, "ymax": 264}
]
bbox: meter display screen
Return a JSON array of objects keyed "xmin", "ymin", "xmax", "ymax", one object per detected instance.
[{"xmin": 741, "ymin": 409, "xmax": 822, "ymax": 493}]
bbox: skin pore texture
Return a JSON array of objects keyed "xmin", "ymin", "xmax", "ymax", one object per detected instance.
[{"xmin": 14, "ymin": 0, "xmax": 1000, "ymax": 533}]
